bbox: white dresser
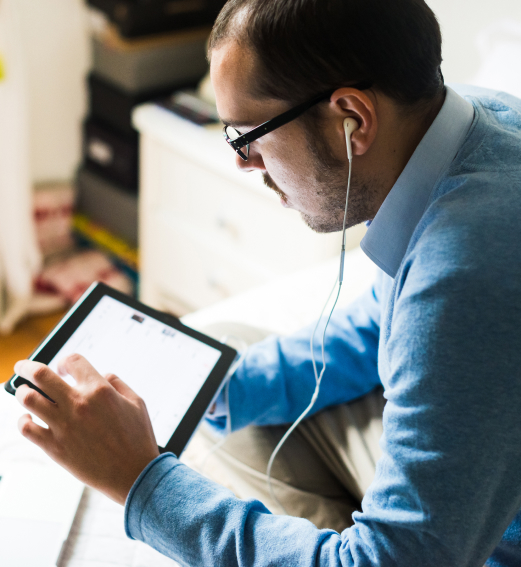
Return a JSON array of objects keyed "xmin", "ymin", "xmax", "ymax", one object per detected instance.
[{"xmin": 133, "ymin": 104, "xmax": 365, "ymax": 315}]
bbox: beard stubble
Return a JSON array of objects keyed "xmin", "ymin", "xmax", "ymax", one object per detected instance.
[{"xmin": 262, "ymin": 129, "xmax": 378, "ymax": 233}]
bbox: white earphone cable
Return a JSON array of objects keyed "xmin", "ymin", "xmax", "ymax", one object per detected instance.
[
  {"xmin": 266, "ymin": 153, "xmax": 353, "ymax": 514},
  {"xmin": 266, "ymin": 276, "xmax": 342, "ymax": 513}
]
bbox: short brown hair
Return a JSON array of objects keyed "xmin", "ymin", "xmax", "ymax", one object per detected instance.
[{"xmin": 209, "ymin": 0, "xmax": 444, "ymax": 108}]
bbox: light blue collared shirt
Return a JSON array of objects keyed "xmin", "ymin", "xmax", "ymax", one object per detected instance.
[{"xmin": 361, "ymin": 86, "xmax": 475, "ymax": 278}]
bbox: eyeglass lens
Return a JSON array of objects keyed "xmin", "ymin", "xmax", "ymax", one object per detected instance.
[{"xmin": 225, "ymin": 126, "xmax": 249, "ymax": 160}]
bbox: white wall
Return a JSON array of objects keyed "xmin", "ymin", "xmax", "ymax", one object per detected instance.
[
  {"xmin": 18, "ymin": 0, "xmax": 90, "ymax": 184},
  {"xmin": 428, "ymin": 0, "xmax": 521, "ymax": 95}
]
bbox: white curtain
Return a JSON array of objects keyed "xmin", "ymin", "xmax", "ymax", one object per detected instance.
[{"xmin": 0, "ymin": 0, "xmax": 42, "ymax": 333}]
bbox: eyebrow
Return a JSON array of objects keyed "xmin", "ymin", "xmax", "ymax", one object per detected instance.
[{"xmin": 220, "ymin": 118, "xmax": 259, "ymax": 130}]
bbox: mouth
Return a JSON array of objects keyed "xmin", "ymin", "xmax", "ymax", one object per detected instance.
[{"xmin": 262, "ymin": 173, "xmax": 289, "ymax": 206}]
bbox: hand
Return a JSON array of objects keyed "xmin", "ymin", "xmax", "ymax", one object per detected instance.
[{"xmin": 14, "ymin": 354, "xmax": 160, "ymax": 505}]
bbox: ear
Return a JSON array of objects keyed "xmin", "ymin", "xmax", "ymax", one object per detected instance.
[{"xmin": 328, "ymin": 88, "xmax": 378, "ymax": 157}]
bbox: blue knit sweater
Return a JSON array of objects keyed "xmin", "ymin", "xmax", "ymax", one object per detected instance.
[{"xmin": 125, "ymin": 86, "xmax": 521, "ymax": 566}]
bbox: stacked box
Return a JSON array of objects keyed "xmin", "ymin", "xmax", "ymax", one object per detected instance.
[
  {"xmin": 92, "ymin": 26, "xmax": 209, "ymax": 92},
  {"xmin": 88, "ymin": 0, "xmax": 226, "ymax": 38},
  {"xmin": 76, "ymin": 167, "xmax": 138, "ymax": 247},
  {"xmin": 79, "ymin": 15, "xmax": 214, "ymax": 250},
  {"xmin": 88, "ymin": 73, "xmax": 194, "ymax": 135},
  {"xmin": 83, "ymin": 118, "xmax": 139, "ymax": 192}
]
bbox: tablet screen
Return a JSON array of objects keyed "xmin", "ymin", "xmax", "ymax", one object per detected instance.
[{"xmin": 46, "ymin": 295, "xmax": 222, "ymax": 447}]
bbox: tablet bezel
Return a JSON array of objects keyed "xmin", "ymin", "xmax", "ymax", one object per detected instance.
[{"xmin": 4, "ymin": 282, "xmax": 237, "ymax": 456}]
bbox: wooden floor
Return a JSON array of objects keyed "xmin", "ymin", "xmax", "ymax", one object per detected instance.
[{"xmin": 0, "ymin": 310, "xmax": 66, "ymax": 384}]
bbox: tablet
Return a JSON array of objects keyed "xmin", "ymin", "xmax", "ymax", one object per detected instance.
[{"xmin": 4, "ymin": 282, "xmax": 237, "ymax": 456}]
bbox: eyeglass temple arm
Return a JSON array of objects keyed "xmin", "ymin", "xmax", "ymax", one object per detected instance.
[
  {"xmin": 230, "ymin": 81, "xmax": 372, "ymax": 150},
  {"xmin": 230, "ymin": 91, "xmax": 335, "ymax": 149}
]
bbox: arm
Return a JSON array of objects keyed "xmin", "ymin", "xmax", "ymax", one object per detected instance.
[
  {"xmin": 15, "ymin": 235, "xmax": 519, "ymax": 565},
  {"xmin": 209, "ymin": 275, "xmax": 383, "ymax": 434},
  {"xmin": 126, "ymin": 235, "xmax": 521, "ymax": 566}
]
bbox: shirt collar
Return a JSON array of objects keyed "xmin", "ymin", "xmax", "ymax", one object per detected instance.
[{"xmin": 360, "ymin": 86, "xmax": 475, "ymax": 278}]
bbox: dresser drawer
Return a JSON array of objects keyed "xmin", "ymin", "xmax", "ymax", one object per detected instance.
[
  {"xmin": 150, "ymin": 212, "xmax": 274, "ymax": 310},
  {"xmin": 154, "ymin": 150, "xmax": 341, "ymax": 273}
]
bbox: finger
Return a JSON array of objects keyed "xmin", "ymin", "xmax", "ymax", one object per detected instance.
[
  {"xmin": 14, "ymin": 359, "xmax": 71, "ymax": 403},
  {"xmin": 104, "ymin": 373, "xmax": 140, "ymax": 401},
  {"xmin": 18, "ymin": 413, "xmax": 53, "ymax": 448},
  {"xmin": 15, "ymin": 384, "xmax": 60, "ymax": 424},
  {"xmin": 57, "ymin": 354, "xmax": 103, "ymax": 386}
]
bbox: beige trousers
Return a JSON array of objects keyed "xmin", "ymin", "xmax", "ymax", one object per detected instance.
[{"xmin": 182, "ymin": 322, "xmax": 385, "ymax": 533}]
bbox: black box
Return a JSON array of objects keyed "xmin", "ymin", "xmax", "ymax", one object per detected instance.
[
  {"xmin": 83, "ymin": 117, "xmax": 139, "ymax": 192},
  {"xmin": 88, "ymin": 0, "xmax": 226, "ymax": 38},
  {"xmin": 76, "ymin": 166, "xmax": 138, "ymax": 247},
  {"xmin": 92, "ymin": 26, "xmax": 209, "ymax": 93},
  {"xmin": 88, "ymin": 73, "xmax": 198, "ymax": 135}
]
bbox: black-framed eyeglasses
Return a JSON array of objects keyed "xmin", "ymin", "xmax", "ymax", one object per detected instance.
[{"xmin": 223, "ymin": 80, "xmax": 372, "ymax": 161}]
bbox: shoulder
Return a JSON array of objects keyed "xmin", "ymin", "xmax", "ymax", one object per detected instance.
[
  {"xmin": 403, "ymin": 83, "xmax": 521, "ymax": 285},
  {"xmin": 399, "ymin": 173, "xmax": 521, "ymax": 301},
  {"xmin": 451, "ymin": 82, "xmax": 521, "ymax": 118},
  {"xmin": 450, "ymin": 84, "xmax": 521, "ymax": 173}
]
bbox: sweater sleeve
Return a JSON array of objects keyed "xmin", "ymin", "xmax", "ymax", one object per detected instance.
[
  {"xmin": 126, "ymin": 227, "xmax": 521, "ymax": 565},
  {"xmin": 206, "ymin": 276, "xmax": 383, "ymax": 435},
  {"xmin": 125, "ymin": 453, "xmax": 348, "ymax": 567}
]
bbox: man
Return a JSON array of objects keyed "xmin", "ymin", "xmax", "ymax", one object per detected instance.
[{"xmin": 13, "ymin": 0, "xmax": 521, "ymax": 565}]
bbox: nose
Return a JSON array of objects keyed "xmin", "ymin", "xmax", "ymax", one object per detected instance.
[{"xmin": 235, "ymin": 148, "xmax": 265, "ymax": 172}]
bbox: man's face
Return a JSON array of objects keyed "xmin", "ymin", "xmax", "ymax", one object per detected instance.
[{"xmin": 210, "ymin": 41, "xmax": 376, "ymax": 232}]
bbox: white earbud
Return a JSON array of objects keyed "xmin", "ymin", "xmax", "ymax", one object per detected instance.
[{"xmin": 343, "ymin": 117, "xmax": 358, "ymax": 161}]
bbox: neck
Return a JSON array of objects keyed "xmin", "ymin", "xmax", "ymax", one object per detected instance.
[
  {"xmin": 401, "ymin": 90, "xmax": 446, "ymax": 166},
  {"xmin": 364, "ymin": 89, "xmax": 446, "ymax": 217}
]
